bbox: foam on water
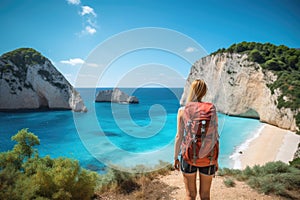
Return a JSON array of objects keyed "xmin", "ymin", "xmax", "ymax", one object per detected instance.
[{"xmin": 229, "ymin": 124, "xmax": 265, "ymax": 169}]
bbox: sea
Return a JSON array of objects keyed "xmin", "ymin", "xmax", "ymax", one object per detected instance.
[{"xmin": 0, "ymin": 88, "xmax": 262, "ymax": 173}]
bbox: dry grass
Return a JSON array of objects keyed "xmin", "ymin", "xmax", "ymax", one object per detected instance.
[{"xmin": 94, "ymin": 162, "xmax": 177, "ymax": 200}]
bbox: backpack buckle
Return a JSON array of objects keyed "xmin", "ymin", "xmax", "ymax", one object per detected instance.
[{"xmin": 192, "ymin": 134, "xmax": 197, "ymax": 143}]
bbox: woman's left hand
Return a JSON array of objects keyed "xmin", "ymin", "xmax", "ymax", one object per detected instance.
[{"xmin": 174, "ymin": 159, "xmax": 180, "ymax": 171}]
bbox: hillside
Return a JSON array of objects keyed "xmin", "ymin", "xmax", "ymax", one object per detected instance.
[
  {"xmin": 213, "ymin": 42, "xmax": 300, "ymax": 112},
  {"xmin": 0, "ymin": 48, "xmax": 87, "ymax": 112},
  {"xmin": 181, "ymin": 42, "xmax": 300, "ymax": 132}
]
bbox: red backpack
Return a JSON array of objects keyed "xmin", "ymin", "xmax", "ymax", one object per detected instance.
[{"xmin": 181, "ymin": 102, "xmax": 219, "ymax": 167}]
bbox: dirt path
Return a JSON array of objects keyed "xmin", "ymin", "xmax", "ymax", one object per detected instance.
[
  {"xmin": 159, "ymin": 171, "xmax": 284, "ymax": 200},
  {"xmin": 97, "ymin": 171, "xmax": 285, "ymax": 200}
]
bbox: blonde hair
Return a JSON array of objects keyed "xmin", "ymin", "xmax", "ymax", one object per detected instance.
[{"xmin": 187, "ymin": 79, "xmax": 207, "ymax": 102}]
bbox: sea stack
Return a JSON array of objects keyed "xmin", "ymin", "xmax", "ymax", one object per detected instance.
[
  {"xmin": 95, "ymin": 88, "xmax": 139, "ymax": 104},
  {"xmin": 0, "ymin": 48, "xmax": 87, "ymax": 112}
]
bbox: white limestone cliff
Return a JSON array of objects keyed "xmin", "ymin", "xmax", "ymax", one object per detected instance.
[
  {"xmin": 181, "ymin": 53, "xmax": 298, "ymax": 131},
  {"xmin": 0, "ymin": 50, "xmax": 87, "ymax": 112},
  {"xmin": 95, "ymin": 88, "xmax": 139, "ymax": 104}
]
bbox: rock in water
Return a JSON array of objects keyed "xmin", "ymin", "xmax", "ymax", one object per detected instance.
[
  {"xmin": 0, "ymin": 48, "xmax": 87, "ymax": 112},
  {"xmin": 181, "ymin": 53, "xmax": 297, "ymax": 131},
  {"xmin": 95, "ymin": 88, "xmax": 139, "ymax": 104}
]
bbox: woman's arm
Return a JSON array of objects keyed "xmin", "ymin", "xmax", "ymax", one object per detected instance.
[{"xmin": 174, "ymin": 108, "xmax": 184, "ymax": 170}]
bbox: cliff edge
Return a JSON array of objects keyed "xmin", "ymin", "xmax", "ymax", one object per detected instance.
[
  {"xmin": 181, "ymin": 52, "xmax": 298, "ymax": 131},
  {"xmin": 0, "ymin": 48, "xmax": 87, "ymax": 112}
]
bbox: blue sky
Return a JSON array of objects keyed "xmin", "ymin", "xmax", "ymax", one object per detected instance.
[{"xmin": 0, "ymin": 0, "xmax": 299, "ymax": 87}]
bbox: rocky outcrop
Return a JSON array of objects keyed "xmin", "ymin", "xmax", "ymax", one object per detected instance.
[
  {"xmin": 95, "ymin": 88, "xmax": 139, "ymax": 104},
  {"xmin": 0, "ymin": 48, "xmax": 87, "ymax": 112},
  {"xmin": 181, "ymin": 53, "xmax": 298, "ymax": 131}
]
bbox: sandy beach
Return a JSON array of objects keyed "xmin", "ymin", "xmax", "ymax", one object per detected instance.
[{"xmin": 239, "ymin": 124, "xmax": 300, "ymax": 169}]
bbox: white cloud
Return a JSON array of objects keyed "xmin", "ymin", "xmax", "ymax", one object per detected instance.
[
  {"xmin": 86, "ymin": 18, "xmax": 97, "ymax": 27},
  {"xmin": 66, "ymin": 1, "xmax": 98, "ymax": 36},
  {"xmin": 60, "ymin": 58, "xmax": 85, "ymax": 66},
  {"xmin": 85, "ymin": 26, "xmax": 97, "ymax": 35},
  {"xmin": 185, "ymin": 47, "xmax": 198, "ymax": 53},
  {"xmin": 81, "ymin": 6, "xmax": 97, "ymax": 17},
  {"xmin": 67, "ymin": 0, "xmax": 80, "ymax": 5}
]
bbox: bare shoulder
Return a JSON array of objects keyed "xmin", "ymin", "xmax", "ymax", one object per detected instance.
[{"xmin": 177, "ymin": 106, "xmax": 185, "ymax": 117}]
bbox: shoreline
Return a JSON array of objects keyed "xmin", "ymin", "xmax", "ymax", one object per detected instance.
[
  {"xmin": 229, "ymin": 124, "xmax": 265, "ymax": 169},
  {"xmin": 231, "ymin": 123, "xmax": 300, "ymax": 169}
]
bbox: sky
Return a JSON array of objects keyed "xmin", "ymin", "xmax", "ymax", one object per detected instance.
[{"xmin": 0, "ymin": 0, "xmax": 299, "ymax": 87}]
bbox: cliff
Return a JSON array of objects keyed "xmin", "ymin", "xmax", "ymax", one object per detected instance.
[
  {"xmin": 0, "ymin": 48, "xmax": 87, "ymax": 112},
  {"xmin": 95, "ymin": 88, "xmax": 139, "ymax": 104},
  {"xmin": 181, "ymin": 53, "xmax": 298, "ymax": 131}
]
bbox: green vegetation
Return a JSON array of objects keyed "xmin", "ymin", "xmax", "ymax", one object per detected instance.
[
  {"xmin": 96, "ymin": 162, "xmax": 173, "ymax": 198},
  {"xmin": 289, "ymin": 157, "xmax": 300, "ymax": 169},
  {"xmin": 0, "ymin": 48, "xmax": 46, "ymax": 94},
  {"xmin": 223, "ymin": 177, "xmax": 236, "ymax": 187},
  {"xmin": 0, "ymin": 48, "xmax": 68, "ymax": 93},
  {"xmin": 2, "ymin": 129, "xmax": 299, "ymax": 199},
  {"xmin": 1, "ymin": 48, "xmax": 46, "ymax": 67},
  {"xmin": 0, "ymin": 129, "xmax": 98, "ymax": 200},
  {"xmin": 0, "ymin": 129, "xmax": 174, "ymax": 199},
  {"xmin": 218, "ymin": 161, "xmax": 300, "ymax": 199},
  {"xmin": 38, "ymin": 69, "xmax": 67, "ymax": 90},
  {"xmin": 212, "ymin": 42, "xmax": 300, "ymax": 133}
]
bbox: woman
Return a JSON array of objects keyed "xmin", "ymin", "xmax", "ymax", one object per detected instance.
[{"xmin": 174, "ymin": 79, "xmax": 219, "ymax": 200}]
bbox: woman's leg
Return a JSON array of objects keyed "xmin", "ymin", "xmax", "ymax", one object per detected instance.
[
  {"xmin": 182, "ymin": 172, "xmax": 197, "ymax": 200},
  {"xmin": 199, "ymin": 173, "xmax": 213, "ymax": 200}
]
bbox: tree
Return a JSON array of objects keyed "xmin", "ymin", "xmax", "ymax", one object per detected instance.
[
  {"xmin": 287, "ymin": 55, "xmax": 298, "ymax": 69},
  {"xmin": 264, "ymin": 58, "xmax": 283, "ymax": 71},
  {"xmin": 249, "ymin": 49, "xmax": 265, "ymax": 63},
  {"xmin": 276, "ymin": 45, "xmax": 289, "ymax": 55},
  {"xmin": 11, "ymin": 128, "xmax": 40, "ymax": 161},
  {"xmin": 235, "ymin": 42, "xmax": 248, "ymax": 53},
  {"xmin": 0, "ymin": 129, "xmax": 98, "ymax": 199}
]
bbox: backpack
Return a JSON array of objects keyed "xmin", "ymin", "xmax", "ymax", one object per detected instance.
[{"xmin": 181, "ymin": 102, "xmax": 219, "ymax": 167}]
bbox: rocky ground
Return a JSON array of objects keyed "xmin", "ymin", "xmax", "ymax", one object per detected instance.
[{"xmin": 96, "ymin": 171, "xmax": 284, "ymax": 200}]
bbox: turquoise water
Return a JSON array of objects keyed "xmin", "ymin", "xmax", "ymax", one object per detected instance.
[{"xmin": 0, "ymin": 88, "xmax": 262, "ymax": 172}]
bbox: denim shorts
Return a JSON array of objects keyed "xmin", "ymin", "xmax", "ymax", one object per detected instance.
[{"xmin": 180, "ymin": 157, "xmax": 216, "ymax": 175}]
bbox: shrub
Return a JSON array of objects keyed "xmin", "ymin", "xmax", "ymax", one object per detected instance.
[
  {"xmin": 0, "ymin": 129, "xmax": 98, "ymax": 200},
  {"xmin": 223, "ymin": 178, "xmax": 236, "ymax": 187},
  {"xmin": 218, "ymin": 160, "xmax": 300, "ymax": 199},
  {"xmin": 289, "ymin": 157, "xmax": 300, "ymax": 169},
  {"xmin": 217, "ymin": 167, "xmax": 241, "ymax": 176},
  {"xmin": 96, "ymin": 161, "xmax": 172, "ymax": 196},
  {"xmin": 264, "ymin": 58, "xmax": 284, "ymax": 70},
  {"xmin": 248, "ymin": 175, "xmax": 287, "ymax": 196},
  {"xmin": 1, "ymin": 48, "xmax": 46, "ymax": 66},
  {"xmin": 261, "ymin": 161, "xmax": 290, "ymax": 174},
  {"xmin": 249, "ymin": 49, "xmax": 265, "ymax": 63}
]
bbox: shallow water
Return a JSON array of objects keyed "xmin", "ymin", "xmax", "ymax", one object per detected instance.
[{"xmin": 0, "ymin": 88, "xmax": 262, "ymax": 172}]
